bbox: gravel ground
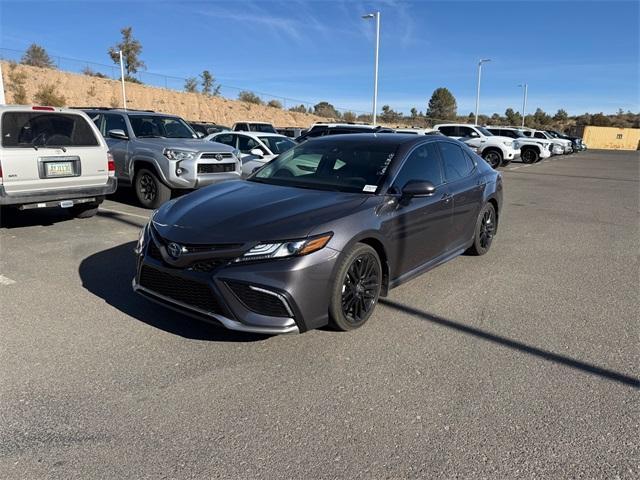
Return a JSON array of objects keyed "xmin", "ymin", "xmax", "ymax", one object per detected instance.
[{"xmin": 1, "ymin": 149, "xmax": 638, "ymax": 479}]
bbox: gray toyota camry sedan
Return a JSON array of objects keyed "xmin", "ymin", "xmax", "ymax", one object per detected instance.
[{"xmin": 133, "ymin": 134, "xmax": 503, "ymax": 334}]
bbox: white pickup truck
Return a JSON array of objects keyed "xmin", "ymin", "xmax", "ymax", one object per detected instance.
[
  {"xmin": 0, "ymin": 105, "xmax": 116, "ymax": 219},
  {"xmin": 521, "ymin": 128, "xmax": 572, "ymax": 154},
  {"xmin": 486, "ymin": 127, "xmax": 553, "ymax": 163},
  {"xmin": 433, "ymin": 123, "xmax": 521, "ymax": 168}
]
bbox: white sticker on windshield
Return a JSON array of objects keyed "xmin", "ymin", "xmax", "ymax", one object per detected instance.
[{"xmin": 363, "ymin": 185, "xmax": 377, "ymax": 192}]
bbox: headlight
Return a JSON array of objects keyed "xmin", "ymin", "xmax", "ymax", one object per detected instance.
[
  {"xmin": 134, "ymin": 222, "xmax": 149, "ymax": 255},
  {"xmin": 503, "ymin": 141, "xmax": 513, "ymax": 147},
  {"xmin": 512, "ymin": 141, "xmax": 519, "ymax": 149},
  {"xmin": 235, "ymin": 233, "xmax": 333, "ymax": 263},
  {"xmin": 163, "ymin": 148, "xmax": 196, "ymax": 161},
  {"xmin": 232, "ymin": 148, "xmax": 241, "ymax": 159}
]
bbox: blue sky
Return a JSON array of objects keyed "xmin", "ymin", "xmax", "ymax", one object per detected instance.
[{"xmin": 1, "ymin": 0, "xmax": 638, "ymax": 115}]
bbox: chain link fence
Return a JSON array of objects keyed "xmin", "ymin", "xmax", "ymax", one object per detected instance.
[{"xmin": 0, "ymin": 47, "xmax": 371, "ymax": 117}]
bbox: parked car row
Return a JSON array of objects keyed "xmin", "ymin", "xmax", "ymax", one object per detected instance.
[{"xmin": 0, "ymin": 104, "xmax": 584, "ymax": 218}]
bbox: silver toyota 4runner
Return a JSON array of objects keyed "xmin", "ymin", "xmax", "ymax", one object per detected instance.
[
  {"xmin": 82, "ymin": 108, "xmax": 242, "ymax": 208},
  {"xmin": 0, "ymin": 105, "xmax": 117, "ymax": 219}
]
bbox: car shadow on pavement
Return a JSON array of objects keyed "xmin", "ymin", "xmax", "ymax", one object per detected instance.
[
  {"xmin": 1, "ymin": 207, "xmax": 75, "ymax": 228},
  {"xmin": 380, "ymin": 299, "xmax": 640, "ymax": 389},
  {"xmin": 78, "ymin": 241, "xmax": 268, "ymax": 342}
]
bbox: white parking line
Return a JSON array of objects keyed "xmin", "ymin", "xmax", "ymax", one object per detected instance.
[
  {"xmin": 99, "ymin": 207, "xmax": 150, "ymax": 220},
  {"xmin": 0, "ymin": 275, "xmax": 16, "ymax": 285}
]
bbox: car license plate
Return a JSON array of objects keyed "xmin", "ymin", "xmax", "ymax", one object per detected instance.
[{"xmin": 45, "ymin": 161, "xmax": 74, "ymax": 177}]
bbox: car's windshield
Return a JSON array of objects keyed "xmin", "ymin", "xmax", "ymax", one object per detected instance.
[
  {"xmin": 250, "ymin": 123, "xmax": 277, "ymax": 133},
  {"xmin": 476, "ymin": 127, "xmax": 493, "ymax": 136},
  {"xmin": 129, "ymin": 115, "xmax": 196, "ymax": 138},
  {"xmin": 510, "ymin": 130, "xmax": 526, "ymax": 138},
  {"xmin": 546, "ymin": 131, "xmax": 558, "ymax": 138},
  {"xmin": 250, "ymin": 140, "xmax": 398, "ymax": 193},
  {"xmin": 258, "ymin": 136, "xmax": 296, "ymax": 154}
]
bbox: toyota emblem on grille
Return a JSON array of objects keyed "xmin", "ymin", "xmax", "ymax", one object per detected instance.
[
  {"xmin": 167, "ymin": 242, "xmax": 184, "ymax": 259},
  {"xmin": 215, "ymin": 153, "xmax": 223, "ymax": 161}
]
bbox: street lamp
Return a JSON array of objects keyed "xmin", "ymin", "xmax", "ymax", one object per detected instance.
[
  {"xmin": 362, "ymin": 11, "xmax": 380, "ymax": 126},
  {"xmin": 474, "ymin": 58, "xmax": 491, "ymax": 125},
  {"xmin": 518, "ymin": 83, "xmax": 528, "ymax": 127}
]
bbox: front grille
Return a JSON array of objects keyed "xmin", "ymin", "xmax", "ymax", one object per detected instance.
[
  {"xmin": 200, "ymin": 152, "xmax": 234, "ymax": 160},
  {"xmin": 227, "ymin": 282, "xmax": 291, "ymax": 318},
  {"xmin": 190, "ymin": 259, "xmax": 229, "ymax": 272},
  {"xmin": 198, "ymin": 163, "xmax": 236, "ymax": 174},
  {"xmin": 139, "ymin": 265, "xmax": 223, "ymax": 314}
]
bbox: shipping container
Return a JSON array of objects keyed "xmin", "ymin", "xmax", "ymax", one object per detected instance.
[{"xmin": 582, "ymin": 126, "xmax": 640, "ymax": 150}]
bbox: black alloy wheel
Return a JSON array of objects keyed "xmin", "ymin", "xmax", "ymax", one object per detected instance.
[
  {"xmin": 135, "ymin": 168, "xmax": 171, "ymax": 209},
  {"xmin": 467, "ymin": 202, "xmax": 497, "ymax": 256},
  {"xmin": 329, "ymin": 243, "xmax": 382, "ymax": 331},
  {"xmin": 522, "ymin": 148, "xmax": 539, "ymax": 164}
]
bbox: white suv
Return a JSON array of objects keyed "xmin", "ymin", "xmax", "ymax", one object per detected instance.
[
  {"xmin": 486, "ymin": 127, "xmax": 552, "ymax": 163},
  {"xmin": 520, "ymin": 128, "xmax": 572, "ymax": 154},
  {"xmin": 0, "ymin": 105, "xmax": 116, "ymax": 219},
  {"xmin": 434, "ymin": 123, "xmax": 521, "ymax": 168}
]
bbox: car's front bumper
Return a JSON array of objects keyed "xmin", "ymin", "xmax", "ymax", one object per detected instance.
[
  {"xmin": 0, "ymin": 177, "xmax": 117, "ymax": 206},
  {"xmin": 505, "ymin": 147, "xmax": 521, "ymax": 160},
  {"xmin": 133, "ymin": 229, "xmax": 340, "ymax": 334},
  {"xmin": 551, "ymin": 144, "xmax": 564, "ymax": 155}
]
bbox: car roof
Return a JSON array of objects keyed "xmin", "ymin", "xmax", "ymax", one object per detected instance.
[
  {"xmin": 233, "ymin": 120, "xmax": 274, "ymax": 125},
  {"xmin": 311, "ymin": 123, "xmax": 377, "ymax": 129},
  {"xmin": 213, "ymin": 131, "xmax": 289, "ymax": 139},
  {"xmin": 1, "ymin": 105, "xmax": 93, "ymax": 115},
  {"xmin": 304, "ymin": 132, "xmax": 440, "ymax": 147}
]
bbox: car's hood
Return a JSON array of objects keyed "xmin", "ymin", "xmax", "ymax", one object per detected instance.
[
  {"xmin": 153, "ymin": 180, "xmax": 368, "ymax": 244},
  {"xmin": 484, "ymin": 135, "xmax": 516, "ymax": 146},
  {"xmin": 134, "ymin": 137, "xmax": 235, "ymax": 153}
]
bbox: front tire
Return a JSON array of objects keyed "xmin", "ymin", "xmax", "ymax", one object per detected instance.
[
  {"xmin": 521, "ymin": 148, "xmax": 539, "ymax": 164},
  {"xmin": 482, "ymin": 149, "xmax": 502, "ymax": 169},
  {"xmin": 135, "ymin": 168, "xmax": 171, "ymax": 209},
  {"xmin": 329, "ymin": 243, "xmax": 382, "ymax": 331},
  {"xmin": 467, "ymin": 203, "xmax": 497, "ymax": 256}
]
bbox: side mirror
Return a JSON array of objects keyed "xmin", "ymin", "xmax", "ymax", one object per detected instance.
[
  {"xmin": 469, "ymin": 132, "xmax": 480, "ymax": 138},
  {"xmin": 249, "ymin": 148, "xmax": 264, "ymax": 158},
  {"xmin": 108, "ymin": 129, "xmax": 128, "ymax": 140},
  {"xmin": 402, "ymin": 180, "xmax": 436, "ymax": 197},
  {"xmin": 195, "ymin": 132, "xmax": 205, "ymax": 138}
]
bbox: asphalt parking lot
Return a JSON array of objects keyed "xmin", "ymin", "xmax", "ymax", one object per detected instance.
[{"xmin": 1, "ymin": 150, "xmax": 638, "ymax": 479}]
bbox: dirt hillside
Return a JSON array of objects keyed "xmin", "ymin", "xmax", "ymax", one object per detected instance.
[{"xmin": 1, "ymin": 61, "xmax": 328, "ymax": 128}]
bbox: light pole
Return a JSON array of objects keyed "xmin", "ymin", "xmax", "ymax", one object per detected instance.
[
  {"xmin": 474, "ymin": 58, "xmax": 491, "ymax": 125},
  {"xmin": 362, "ymin": 11, "xmax": 380, "ymax": 126},
  {"xmin": 119, "ymin": 50, "xmax": 127, "ymax": 111},
  {"xmin": 518, "ymin": 83, "xmax": 528, "ymax": 127}
]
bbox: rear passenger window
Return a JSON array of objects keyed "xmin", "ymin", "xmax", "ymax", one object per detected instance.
[
  {"xmin": 1, "ymin": 112, "xmax": 100, "ymax": 148},
  {"xmin": 439, "ymin": 142, "xmax": 474, "ymax": 181},
  {"xmin": 393, "ymin": 143, "xmax": 443, "ymax": 188},
  {"xmin": 238, "ymin": 135, "xmax": 259, "ymax": 153}
]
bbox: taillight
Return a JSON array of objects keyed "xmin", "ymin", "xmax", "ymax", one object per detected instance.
[
  {"xmin": 107, "ymin": 152, "xmax": 115, "ymax": 176},
  {"xmin": 32, "ymin": 106, "xmax": 55, "ymax": 111},
  {"xmin": 0, "ymin": 161, "xmax": 3, "ymax": 184}
]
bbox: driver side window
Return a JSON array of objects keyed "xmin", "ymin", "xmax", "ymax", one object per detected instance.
[{"xmin": 392, "ymin": 143, "xmax": 443, "ymax": 190}]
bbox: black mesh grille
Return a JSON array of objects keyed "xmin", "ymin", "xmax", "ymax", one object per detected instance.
[
  {"xmin": 198, "ymin": 163, "xmax": 235, "ymax": 174},
  {"xmin": 189, "ymin": 259, "xmax": 228, "ymax": 272},
  {"xmin": 227, "ymin": 282, "xmax": 291, "ymax": 318},
  {"xmin": 139, "ymin": 265, "xmax": 223, "ymax": 314}
]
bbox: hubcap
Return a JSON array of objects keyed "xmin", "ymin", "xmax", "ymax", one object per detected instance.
[
  {"xmin": 341, "ymin": 253, "xmax": 380, "ymax": 324},
  {"xmin": 479, "ymin": 208, "xmax": 495, "ymax": 249},
  {"xmin": 139, "ymin": 173, "xmax": 157, "ymax": 202}
]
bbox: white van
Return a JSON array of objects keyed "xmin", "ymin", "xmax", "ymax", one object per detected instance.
[{"xmin": 0, "ymin": 105, "xmax": 116, "ymax": 218}]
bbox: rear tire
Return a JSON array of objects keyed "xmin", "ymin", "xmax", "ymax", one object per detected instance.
[
  {"xmin": 467, "ymin": 203, "xmax": 497, "ymax": 256},
  {"xmin": 329, "ymin": 243, "xmax": 382, "ymax": 331},
  {"xmin": 72, "ymin": 201, "xmax": 102, "ymax": 218},
  {"xmin": 135, "ymin": 168, "xmax": 171, "ymax": 209},
  {"xmin": 482, "ymin": 149, "xmax": 502, "ymax": 169}
]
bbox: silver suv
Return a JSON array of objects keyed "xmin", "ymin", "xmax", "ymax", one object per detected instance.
[{"xmin": 82, "ymin": 109, "xmax": 241, "ymax": 208}]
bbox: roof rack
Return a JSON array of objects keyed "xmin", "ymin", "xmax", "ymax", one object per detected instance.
[{"xmin": 69, "ymin": 107, "xmax": 155, "ymax": 112}]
